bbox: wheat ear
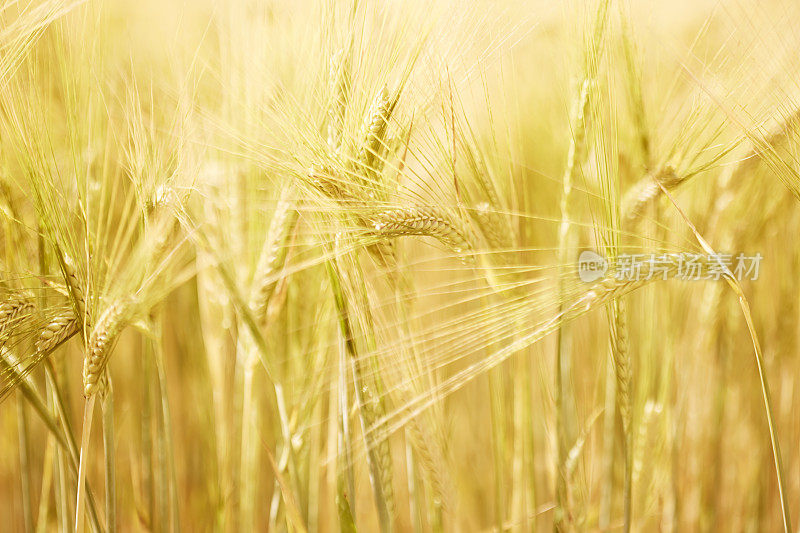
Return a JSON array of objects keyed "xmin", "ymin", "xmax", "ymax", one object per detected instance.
[
  {"xmin": 351, "ymin": 365, "xmax": 396, "ymax": 528},
  {"xmin": 250, "ymin": 188, "xmax": 298, "ymax": 323},
  {"xmin": 609, "ymin": 297, "xmax": 633, "ymax": 532},
  {"xmin": 327, "ymin": 49, "xmax": 349, "ymax": 155},
  {"xmin": 62, "ymin": 258, "xmax": 87, "ymax": 318},
  {"xmin": 622, "ymin": 108, "xmax": 800, "ymax": 226},
  {"xmin": 82, "ymin": 301, "xmax": 133, "ymax": 397},
  {"xmin": 371, "ymin": 206, "xmax": 474, "ymax": 254},
  {"xmin": 35, "ymin": 311, "xmax": 79, "ymax": 353},
  {"xmin": 472, "ymin": 202, "xmax": 514, "ymax": 251},
  {"xmin": 0, "ymin": 295, "xmax": 34, "ymax": 336},
  {"xmin": 621, "ymin": 166, "xmax": 681, "ymax": 224},
  {"xmin": 359, "ymin": 85, "xmax": 397, "ymax": 179},
  {"xmin": 609, "ymin": 299, "xmax": 631, "ymax": 433}
]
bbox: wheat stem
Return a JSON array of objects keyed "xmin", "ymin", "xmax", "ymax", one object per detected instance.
[
  {"xmin": 74, "ymin": 395, "xmax": 95, "ymax": 533},
  {"xmin": 101, "ymin": 383, "xmax": 116, "ymax": 533},
  {"xmin": 326, "ymin": 255, "xmax": 394, "ymax": 533},
  {"xmin": 16, "ymin": 392, "xmax": 34, "ymax": 532}
]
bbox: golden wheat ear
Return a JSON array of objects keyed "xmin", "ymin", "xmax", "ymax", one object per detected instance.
[
  {"xmin": 370, "ymin": 205, "xmax": 474, "ymax": 255},
  {"xmin": 82, "ymin": 299, "xmax": 135, "ymax": 398}
]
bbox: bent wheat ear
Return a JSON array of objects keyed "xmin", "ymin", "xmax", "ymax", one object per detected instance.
[
  {"xmin": 308, "ymin": 163, "xmax": 359, "ymax": 203},
  {"xmin": 371, "ymin": 206, "xmax": 474, "ymax": 254},
  {"xmin": 472, "ymin": 202, "xmax": 513, "ymax": 250},
  {"xmin": 622, "ymin": 166, "xmax": 681, "ymax": 223},
  {"xmin": 36, "ymin": 311, "xmax": 79, "ymax": 354},
  {"xmin": 82, "ymin": 301, "xmax": 133, "ymax": 397},
  {"xmin": 0, "ymin": 295, "xmax": 34, "ymax": 336}
]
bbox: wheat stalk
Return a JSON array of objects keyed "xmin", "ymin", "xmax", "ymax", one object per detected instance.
[
  {"xmin": 554, "ymin": 67, "xmax": 594, "ymax": 533},
  {"xmin": 327, "ymin": 254, "xmax": 395, "ymax": 532}
]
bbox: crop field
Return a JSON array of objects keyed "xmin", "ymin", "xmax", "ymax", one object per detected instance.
[{"xmin": 0, "ymin": 0, "xmax": 799, "ymax": 531}]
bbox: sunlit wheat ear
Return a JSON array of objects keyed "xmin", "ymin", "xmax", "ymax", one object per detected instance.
[
  {"xmin": 371, "ymin": 205, "xmax": 474, "ymax": 255},
  {"xmin": 0, "ymin": 294, "xmax": 34, "ymax": 336},
  {"xmin": 62, "ymin": 257, "xmax": 87, "ymax": 319},
  {"xmin": 250, "ymin": 188, "xmax": 299, "ymax": 323},
  {"xmin": 308, "ymin": 163, "xmax": 358, "ymax": 203},
  {"xmin": 82, "ymin": 300, "xmax": 134, "ymax": 397},
  {"xmin": 328, "ymin": 48, "xmax": 349, "ymax": 155},
  {"xmin": 35, "ymin": 311, "xmax": 79, "ymax": 353},
  {"xmin": 358, "ymin": 85, "xmax": 397, "ymax": 178},
  {"xmin": 358, "ymin": 86, "xmax": 401, "ymax": 266},
  {"xmin": 405, "ymin": 412, "xmax": 453, "ymax": 513},
  {"xmin": 622, "ymin": 166, "xmax": 681, "ymax": 223},
  {"xmin": 610, "ymin": 294, "xmax": 633, "ymax": 533},
  {"xmin": 354, "ymin": 372, "xmax": 396, "ymax": 526},
  {"xmin": 472, "ymin": 202, "xmax": 513, "ymax": 250},
  {"xmin": 609, "ymin": 299, "xmax": 631, "ymax": 433}
]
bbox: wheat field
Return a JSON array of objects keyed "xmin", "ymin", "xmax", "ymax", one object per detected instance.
[{"xmin": 0, "ymin": 0, "xmax": 799, "ymax": 531}]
